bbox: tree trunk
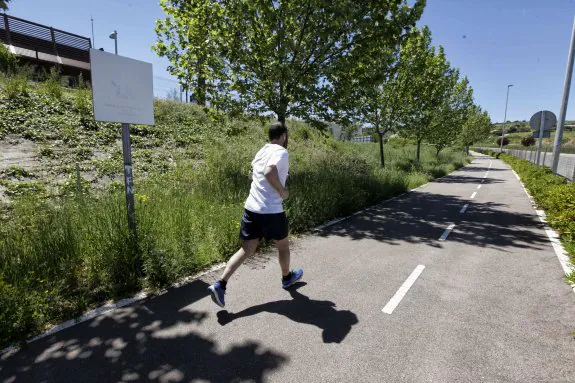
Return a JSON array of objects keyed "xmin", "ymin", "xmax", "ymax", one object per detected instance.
[
  {"xmin": 436, "ymin": 146, "xmax": 441, "ymax": 157},
  {"xmin": 196, "ymin": 56, "xmax": 206, "ymax": 106},
  {"xmin": 416, "ymin": 139, "xmax": 422, "ymax": 162},
  {"xmin": 378, "ymin": 132, "xmax": 385, "ymax": 167}
]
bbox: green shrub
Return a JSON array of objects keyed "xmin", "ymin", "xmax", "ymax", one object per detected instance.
[
  {"xmin": 1, "ymin": 165, "xmax": 35, "ymax": 179},
  {"xmin": 3, "ymin": 74, "xmax": 29, "ymax": 99},
  {"xmin": 497, "ymin": 137, "xmax": 509, "ymax": 146},
  {"xmin": 0, "ymin": 44, "xmax": 17, "ymax": 74},
  {"xmin": 38, "ymin": 145, "xmax": 57, "ymax": 159},
  {"xmin": 73, "ymin": 88, "xmax": 92, "ymax": 116},
  {"xmin": 521, "ymin": 136, "xmax": 535, "ymax": 147},
  {"xmin": 39, "ymin": 67, "xmax": 64, "ymax": 100}
]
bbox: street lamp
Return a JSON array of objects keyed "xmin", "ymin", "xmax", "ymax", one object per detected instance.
[
  {"xmin": 109, "ymin": 30, "xmax": 118, "ymax": 55},
  {"xmin": 500, "ymin": 84, "xmax": 513, "ymax": 153}
]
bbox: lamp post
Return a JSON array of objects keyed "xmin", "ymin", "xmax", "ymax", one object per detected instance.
[
  {"xmin": 500, "ymin": 84, "xmax": 513, "ymax": 153},
  {"xmin": 109, "ymin": 30, "xmax": 118, "ymax": 55}
]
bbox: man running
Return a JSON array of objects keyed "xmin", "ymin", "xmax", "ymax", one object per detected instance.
[{"xmin": 208, "ymin": 122, "xmax": 304, "ymax": 308}]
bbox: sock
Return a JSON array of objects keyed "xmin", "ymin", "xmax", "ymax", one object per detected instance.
[
  {"xmin": 282, "ymin": 271, "xmax": 293, "ymax": 282},
  {"xmin": 218, "ymin": 280, "xmax": 227, "ymax": 289}
]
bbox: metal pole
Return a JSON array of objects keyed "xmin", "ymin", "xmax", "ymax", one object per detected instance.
[
  {"xmin": 552, "ymin": 16, "xmax": 575, "ymax": 173},
  {"xmin": 500, "ymin": 85, "xmax": 513, "ymax": 152},
  {"xmin": 113, "ymin": 41, "xmax": 136, "ymax": 239},
  {"xmin": 91, "ymin": 17, "xmax": 95, "ymax": 48},
  {"xmin": 114, "ymin": 31, "xmax": 118, "ymax": 55},
  {"xmin": 536, "ymin": 111, "xmax": 545, "ymax": 166},
  {"xmin": 122, "ymin": 123, "xmax": 137, "ymax": 237}
]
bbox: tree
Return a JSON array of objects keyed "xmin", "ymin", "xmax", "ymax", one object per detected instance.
[
  {"xmin": 0, "ymin": 0, "xmax": 11, "ymax": 10},
  {"xmin": 427, "ymin": 74, "xmax": 474, "ymax": 156},
  {"xmin": 396, "ymin": 26, "xmax": 454, "ymax": 161},
  {"xmin": 154, "ymin": 0, "xmax": 226, "ymax": 106},
  {"xmin": 335, "ymin": 64, "xmax": 407, "ymax": 167},
  {"xmin": 458, "ymin": 105, "xmax": 492, "ymax": 154},
  {"xmin": 154, "ymin": 0, "xmax": 426, "ymax": 123}
]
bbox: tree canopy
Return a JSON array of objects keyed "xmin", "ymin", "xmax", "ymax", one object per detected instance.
[{"xmin": 154, "ymin": 0, "xmax": 426, "ymax": 122}]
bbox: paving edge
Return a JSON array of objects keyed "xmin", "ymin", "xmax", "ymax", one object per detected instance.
[
  {"xmin": 1, "ymin": 158, "xmax": 475, "ymax": 356},
  {"xmin": 0, "ymin": 262, "xmax": 226, "ymax": 357}
]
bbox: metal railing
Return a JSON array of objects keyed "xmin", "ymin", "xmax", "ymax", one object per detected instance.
[
  {"xmin": 476, "ymin": 147, "xmax": 575, "ymax": 181},
  {"xmin": 351, "ymin": 135, "xmax": 374, "ymax": 143},
  {"xmin": 0, "ymin": 13, "xmax": 91, "ymax": 63}
]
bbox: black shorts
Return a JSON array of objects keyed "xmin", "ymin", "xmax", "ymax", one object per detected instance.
[{"xmin": 239, "ymin": 209, "xmax": 289, "ymax": 241}]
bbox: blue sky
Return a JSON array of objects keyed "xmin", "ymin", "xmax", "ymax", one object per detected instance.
[{"xmin": 6, "ymin": 0, "xmax": 575, "ymax": 122}]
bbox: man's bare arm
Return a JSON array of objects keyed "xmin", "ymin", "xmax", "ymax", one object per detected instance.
[{"xmin": 264, "ymin": 165, "xmax": 289, "ymax": 200}]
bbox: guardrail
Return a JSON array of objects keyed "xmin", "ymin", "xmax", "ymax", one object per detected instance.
[
  {"xmin": 475, "ymin": 147, "xmax": 575, "ymax": 181},
  {"xmin": 1, "ymin": 13, "xmax": 91, "ymax": 64}
]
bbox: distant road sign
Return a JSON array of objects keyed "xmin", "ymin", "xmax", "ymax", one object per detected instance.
[{"xmin": 529, "ymin": 110, "xmax": 557, "ymax": 131}]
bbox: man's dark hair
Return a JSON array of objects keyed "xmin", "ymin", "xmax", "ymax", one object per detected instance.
[{"xmin": 269, "ymin": 122, "xmax": 288, "ymax": 141}]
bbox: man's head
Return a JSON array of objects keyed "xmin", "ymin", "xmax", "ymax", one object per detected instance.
[{"xmin": 269, "ymin": 122, "xmax": 288, "ymax": 149}]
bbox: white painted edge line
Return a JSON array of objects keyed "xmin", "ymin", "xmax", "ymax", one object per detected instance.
[
  {"xmin": 488, "ymin": 160, "xmax": 493, "ymax": 169},
  {"xmin": 470, "ymin": 192, "xmax": 477, "ymax": 199},
  {"xmin": 536, "ymin": 210, "xmax": 573, "ymax": 276},
  {"xmin": 0, "ymin": 261, "xmax": 227, "ymax": 356},
  {"xmin": 382, "ymin": 265, "xmax": 426, "ymax": 314},
  {"xmin": 460, "ymin": 204, "xmax": 469, "ymax": 214},
  {"xmin": 439, "ymin": 224, "xmax": 456, "ymax": 241},
  {"xmin": 477, "ymin": 185, "xmax": 482, "ymax": 190},
  {"xmin": 511, "ymin": 170, "xmax": 575, "ymax": 294}
]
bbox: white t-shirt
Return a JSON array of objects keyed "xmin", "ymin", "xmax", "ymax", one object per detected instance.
[{"xmin": 244, "ymin": 143, "xmax": 289, "ymax": 214}]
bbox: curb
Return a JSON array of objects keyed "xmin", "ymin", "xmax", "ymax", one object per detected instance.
[{"xmin": 0, "ymin": 262, "xmax": 226, "ymax": 357}]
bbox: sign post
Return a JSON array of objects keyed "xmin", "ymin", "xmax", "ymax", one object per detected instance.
[
  {"xmin": 552, "ymin": 16, "xmax": 575, "ymax": 173},
  {"xmin": 536, "ymin": 111, "xmax": 546, "ymax": 166},
  {"xmin": 90, "ymin": 49, "xmax": 154, "ymax": 239},
  {"xmin": 529, "ymin": 110, "xmax": 556, "ymax": 167}
]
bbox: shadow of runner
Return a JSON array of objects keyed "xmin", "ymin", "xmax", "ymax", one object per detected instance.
[
  {"xmin": 217, "ymin": 283, "xmax": 358, "ymax": 344},
  {"xmin": 1, "ymin": 280, "xmax": 288, "ymax": 383}
]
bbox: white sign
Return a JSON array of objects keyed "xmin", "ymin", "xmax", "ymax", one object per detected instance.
[{"xmin": 90, "ymin": 49, "xmax": 154, "ymax": 125}]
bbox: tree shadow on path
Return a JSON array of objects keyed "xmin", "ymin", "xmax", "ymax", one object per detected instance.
[
  {"xmin": 217, "ymin": 282, "xmax": 358, "ymax": 344},
  {"xmin": 1, "ymin": 280, "xmax": 288, "ymax": 383}
]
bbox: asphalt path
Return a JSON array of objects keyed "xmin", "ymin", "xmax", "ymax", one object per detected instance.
[{"xmin": 2, "ymin": 153, "xmax": 575, "ymax": 383}]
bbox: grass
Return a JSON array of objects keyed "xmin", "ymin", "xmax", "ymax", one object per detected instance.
[
  {"xmin": 476, "ymin": 149, "xmax": 575, "ymax": 286},
  {"xmin": 0, "ymin": 75, "xmax": 470, "ymax": 348}
]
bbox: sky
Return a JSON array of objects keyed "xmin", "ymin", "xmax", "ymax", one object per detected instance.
[{"xmin": 5, "ymin": 0, "xmax": 575, "ymax": 122}]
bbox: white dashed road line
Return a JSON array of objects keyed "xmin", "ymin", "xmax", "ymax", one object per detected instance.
[
  {"xmin": 439, "ymin": 224, "xmax": 456, "ymax": 241},
  {"xmin": 382, "ymin": 265, "xmax": 426, "ymax": 314},
  {"xmin": 477, "ymin": 185, "xmax": 482, "ymax": 189},
  {"xmin": 471, "ymin": 192, "xmax": 477, "ymax": 199}
]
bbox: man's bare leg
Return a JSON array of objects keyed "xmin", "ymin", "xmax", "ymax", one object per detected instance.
[
  {"xmin": 274, "ymin": 237, "xmax": 290, "ymax": 277},
  {"xmin": 221, "ymin": 239, "xmax": 259, "ymax": 281}
]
